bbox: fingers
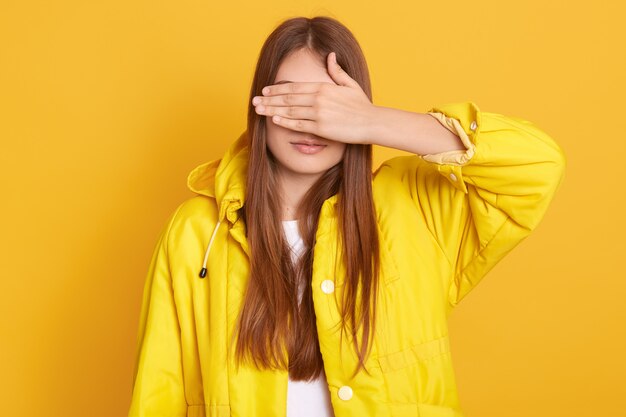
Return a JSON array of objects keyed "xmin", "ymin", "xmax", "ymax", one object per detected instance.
[
  {"xmin": 269, "ymin": 115, "xmax": 316, "ymax": 133},
  {"xmin": 261, "ymin": 81, "xmax": 323, "ymax": 96},
  {"xmin": 327, "ymin": 52, "xmax": 360, "ymax": 88},
  {"xmin": 252, "ymin": 92, "xmax": 316, "ymax": 108},
  {"xmin": 254, "ymin": 103, "xmax": 317, "ymax": 121}
]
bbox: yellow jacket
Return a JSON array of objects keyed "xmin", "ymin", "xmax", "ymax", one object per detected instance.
[{"xmin": 128, "ymin": 102, "xmax": 566, "ymax": 417}]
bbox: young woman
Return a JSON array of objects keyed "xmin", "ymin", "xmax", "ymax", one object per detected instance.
[{"xmin": 128, "ymin": 16, "xmax": 566, "ymax": 417}]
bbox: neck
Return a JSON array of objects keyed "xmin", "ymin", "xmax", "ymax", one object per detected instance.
[{"xmin": 276, "ymin": 168, "xmax": 322, "ymax": 221}]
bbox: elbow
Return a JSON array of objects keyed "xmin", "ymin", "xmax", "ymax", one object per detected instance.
[{"xmin": 546, "ymin": 140, "xmax": 567, "ymax": 194}]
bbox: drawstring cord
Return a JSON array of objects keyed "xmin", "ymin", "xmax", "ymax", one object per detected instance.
[{"xmin": 199, "ymin": 220, "xmax": 222, "ymax": 278}]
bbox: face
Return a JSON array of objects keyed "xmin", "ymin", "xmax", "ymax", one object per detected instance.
[{"xmin": 264, "ymin": 48, "xmax": 347, "ymax": 183}]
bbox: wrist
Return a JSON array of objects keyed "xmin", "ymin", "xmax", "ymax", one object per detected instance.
[
  {"xmin": 366, "ymin": 105, "xmax": 391, "ymax": 147},
  {"xmin": 367, "ymin": 105, "xmax": 418, "ymax": 149}
]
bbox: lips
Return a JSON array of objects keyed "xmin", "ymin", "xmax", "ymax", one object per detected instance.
[{"xmin": 290, "ymin": 141, "xmax": 327, "ymax": 155}]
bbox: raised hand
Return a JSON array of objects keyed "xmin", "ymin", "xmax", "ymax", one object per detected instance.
[{"xmin": 252, "ymin": 52, "xmax": 377, "ymax": 145}]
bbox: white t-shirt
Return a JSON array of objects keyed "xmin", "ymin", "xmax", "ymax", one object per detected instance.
[{"xmin": 282, "ymin": 219, "xmax": 335, "ymax": 417}]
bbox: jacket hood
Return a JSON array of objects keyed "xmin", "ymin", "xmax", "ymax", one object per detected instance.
[
  {"xmin": 186, "ymin": 131, "xmax": 249, "ymax": 278},
  {"xmin": 187, "ymin": 130, "xmax": 249, "ymax": 225}
]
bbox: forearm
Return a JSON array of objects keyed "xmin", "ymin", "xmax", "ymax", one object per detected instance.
[{"xmin": 368, "ymin": 105, "xmax": 466, "ymax": 154}]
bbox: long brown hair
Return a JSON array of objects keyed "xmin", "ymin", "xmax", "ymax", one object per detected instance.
[{"xmin": 235, "ymin": 16, "xmax": 380, "ymax": 381}]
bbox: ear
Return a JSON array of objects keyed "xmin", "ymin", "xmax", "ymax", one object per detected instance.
[{"xmin": 327, "ymin": 52, "xmax": 360, "ymax": 88}]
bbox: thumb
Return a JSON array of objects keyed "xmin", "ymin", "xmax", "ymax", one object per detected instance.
[{"xmin": 327, "ymin": 52, "xmax": 359, "ymax": 88}]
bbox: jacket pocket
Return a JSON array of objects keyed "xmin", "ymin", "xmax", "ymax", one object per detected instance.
[
  {"xmin": 377, "ymin": 334, "xmax": 450, "ymax": 373},
  {"xmin": 376, "ymin": 334, "xmax": 460, "ymax": 408}
]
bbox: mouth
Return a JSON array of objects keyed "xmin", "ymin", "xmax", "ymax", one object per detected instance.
[{"xmin": 289, "ymin": 141, "xmax": 327, "ymax": 155}]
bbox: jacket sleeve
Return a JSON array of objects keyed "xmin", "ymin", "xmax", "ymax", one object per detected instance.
[
  {"xmin": 128, "ymin": 205, "xmax": 187, "ymax": 417},
  {"xmin": 394, "ymin": 101, "xmax": 566, "ymax": 309}
]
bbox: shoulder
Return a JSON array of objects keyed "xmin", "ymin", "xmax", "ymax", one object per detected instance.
[
  {"xmin": 373, "ymin": 155, "xmax": 435, "ymax": 189},
  {"xmin": 372, "ymin": 156, "xmax": 422, "ymax": 218},
  {"xmin": 174, "ymin": 194, "xmax": 216, "ymax": 219},
  {"xmin": 165, "ymin": 195, "xmax": 218, "ymax": 240}
]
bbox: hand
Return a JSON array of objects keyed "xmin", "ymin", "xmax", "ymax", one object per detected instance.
[{"xmin": 252, "ymin": 52, "xmax": 378, "ymax": 145}]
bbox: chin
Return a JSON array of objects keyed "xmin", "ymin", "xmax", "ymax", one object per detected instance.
[{"xmin": 278, "ymin": 160, "xmax": 333, "ymax": 176}]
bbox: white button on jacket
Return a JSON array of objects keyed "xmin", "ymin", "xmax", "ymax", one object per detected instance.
[
  {"xmin": 320, "ymin": 279, "xmax": 335, "ymax": 294},
  {"xmin": 338, "ymin": 386, "xmax": 353, "ymax": 401}
]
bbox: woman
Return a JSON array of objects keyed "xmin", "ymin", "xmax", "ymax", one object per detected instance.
[{"xmin": 127, "ymin": 16, "xmax": 566, "ymax": 417}]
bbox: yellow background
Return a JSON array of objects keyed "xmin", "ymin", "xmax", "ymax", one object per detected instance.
[{"xmin": 1, "ymin": 1, "xmax": 623, "ymax": 416}]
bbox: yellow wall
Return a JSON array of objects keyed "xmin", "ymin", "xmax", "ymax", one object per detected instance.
[{"xmin": 1, "ymin": 1, "xmax": 623, "ymax": 416}]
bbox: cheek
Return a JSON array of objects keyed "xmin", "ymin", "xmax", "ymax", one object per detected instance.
[
  {"xmin": 264, "ymin": 121, "xmax": 288, "ymax": 159},
  {"xmin": 264, "ymin": 118, "xmax": 279, "ymax": 146},
  {"xmin": 334, "ymin": 144, "xmax": 348, "ymax": 161},
  {"xmin": 265, "ymin": 116, "xmax": 291, "ymax": 139}
]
